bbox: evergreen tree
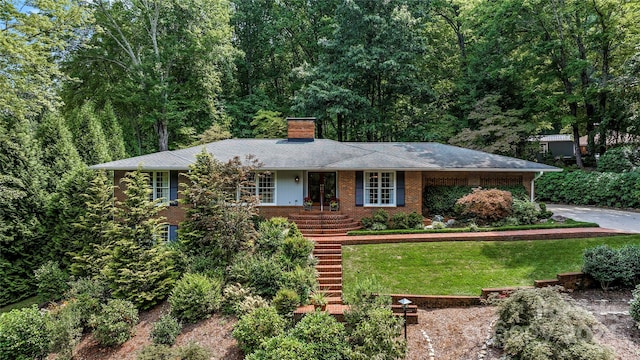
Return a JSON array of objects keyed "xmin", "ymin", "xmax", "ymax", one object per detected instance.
[
  {"xmin": 35, "ymin": 111, "xmax": 84, "ymax": 194},
  {"xmin": 99, "ymin": 102, "xmax": 127, "ymax": 160},
  {"xmin": 47, "ymin": 168, "xmax": 99, "ymax": 271},
  {"xmin": 66, "ymin": 102, "xmax": 112, "ymax": 166},
  {"xmin": 101, "ymin": 169, "xmax": 180, "ymax": 309},
  {"xmin": 0, "ymin": 117, "xmax": 47, "ymax": 305}
]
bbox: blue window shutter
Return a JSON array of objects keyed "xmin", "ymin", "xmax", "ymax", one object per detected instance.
[
  {"xmin": 170, "ymin": 171, "xmax": 179, "ymax": 201},
  {"xmin": 355, "ymin": 171, "xmax": 363, "ymax": 207},
  {"xmin": 397, "ymin": 171, "xmax": 405, "ymax": 206},
  {"xmin": 169, "ymin": 225, "xmax": 178, "ymax": 242}
]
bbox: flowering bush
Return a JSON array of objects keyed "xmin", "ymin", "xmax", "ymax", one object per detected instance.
[
  {"xmin": 329, "ymin": 198, "xmax": 339, "ymax": 207},
  {"xmin": 303, "ymin": 197, "xmax": 313, "ymax": 205}
]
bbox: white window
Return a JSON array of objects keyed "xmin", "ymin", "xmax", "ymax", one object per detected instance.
[
  {"xmin": 147, "ymin": 171, "xmax": 170, "ymax": 205},
  {"xmin": 540, "ymin": 143, "xmax": 549, "ymax": 154},
  {"xmin": 364, "ymin": 171, "xmax": 395, "ymax": 206},
  {"xmin": 156, "ymin": 225, "xmax": 170, "ymax": 243},
  {"xmin": 239, "ymin": 172, "xmax": 276, "ymax": 205}
]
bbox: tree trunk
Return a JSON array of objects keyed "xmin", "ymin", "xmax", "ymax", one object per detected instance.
[{"xmin": 156, "ymin": 121, "xmax": 169, "ymax": 152}]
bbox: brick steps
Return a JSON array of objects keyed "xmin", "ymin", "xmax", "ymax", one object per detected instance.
[
  {"xmin": 289, "ymin": 212, "xmax": 361, "ymax": 236},
  {"xmin": 313, "ymin": 238, "xmax": 344, "ymax": 305}
]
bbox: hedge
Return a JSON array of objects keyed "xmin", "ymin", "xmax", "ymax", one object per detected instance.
[
  {"xmin": 536, "ymin": 170, "xmax": 640, "ymax": 208},
  {"xmin": 423, "ymin": 185, "xmax": 526, "ymax": 216}
]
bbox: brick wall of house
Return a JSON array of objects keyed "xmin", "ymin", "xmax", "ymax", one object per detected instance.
[
  {"xmin": 337, "ymin": 171, "xmax": 423, "ymax": 222},
  {"xmin": 423, "ymin": 171, "xmax": 535, "ymax": 198}
]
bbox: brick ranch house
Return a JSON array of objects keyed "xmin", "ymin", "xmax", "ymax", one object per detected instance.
[{"xmin": 91, "ymin": 118, "xmax": 560, "ymax": 239}]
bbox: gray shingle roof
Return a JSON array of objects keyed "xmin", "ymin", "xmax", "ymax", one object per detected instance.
[{"xmin": 90, "ymin": 139, "xmax": 560, "ymax": 172}]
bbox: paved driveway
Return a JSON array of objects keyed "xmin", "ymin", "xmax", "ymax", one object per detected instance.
[{"xmin": 546, "ymin": 204, "xmax": 640, "ymax": 233}]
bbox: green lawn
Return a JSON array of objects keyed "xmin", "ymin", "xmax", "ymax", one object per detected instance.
[{"xmin": 343, "ymin": 235, "xmax": 640, "ymax": 296}]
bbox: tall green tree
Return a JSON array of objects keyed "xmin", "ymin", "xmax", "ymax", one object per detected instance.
[
  {"xmin": 179, "ymin": 150, "xmax": 260, "ymax": 264},
  {"xmin": 66, "ymin": 102, "xmax": 112, "ymax": 166},
  {"xmin": 0, "ymin": 117, "xmax": 47, "ymax": 305},
  {"xmin": 467, "ymin": 0, "xmax": 639, "ymax": 166},
  {"xmin": 101, "ymin": 170, "xmax": 179, "ymax": 309},
  {"xmin": 0, "ymin": 0, "xmax": 87, "ymax": 121},
  {"xmin": 62, "ymin": 0, "xmax": 238, "ymax": 153},
  {"xmin": 35, "ymin": 111, "xmax": 84, "ymax": 194},
  {"xmin": 294, "ymin": 0, "xmax": 431, "ymax": 141},
  {"xmin": 228, "ymin": 0, "xmax": 339, "ymax": 137}
]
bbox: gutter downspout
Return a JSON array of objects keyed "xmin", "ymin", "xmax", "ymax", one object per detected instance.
[{"xmin": 531, "ymin": 172, "xmax": 544, "ymax": 202}]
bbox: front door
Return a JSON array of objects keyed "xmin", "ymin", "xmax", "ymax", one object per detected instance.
[{"xmin": 308, "ymin": 172, "xmax": 337, "ymax": 206}]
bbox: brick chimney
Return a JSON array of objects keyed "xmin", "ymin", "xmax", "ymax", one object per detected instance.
[{"xmin": 287, "ymin": 117, "xmax": 315, "ymax": 142}]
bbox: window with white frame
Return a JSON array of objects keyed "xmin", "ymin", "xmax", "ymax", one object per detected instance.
[
  {"xmin": 365, "ymin": 171, "xmax": 395, "ymax": 206},
  {"xmin": 146, "ymin": 171, "xmax": 170, "ymax": 205},
  {"xmin": 156, "ymin": 224, "xmax": 170, "ymax": 243},
  {"xmin": 239, "ymin": 172, "xmax": 276, "ymax": 205},
  {"xmin": 539, "ymin": 143, "xmax": 549, "ymax": 154}
]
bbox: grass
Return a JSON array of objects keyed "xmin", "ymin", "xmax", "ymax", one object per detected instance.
[
  {"xmin": 343, "ymin": 235, "xmax": 640, "ymax": 296},
  {"xmin": 0, "ymin": 296, "xmax": 39, "ymax": 314}
]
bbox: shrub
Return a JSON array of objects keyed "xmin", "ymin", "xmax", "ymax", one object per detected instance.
[
  {"xmin": 0, "ymin": 305, "xmax": 50, "ymax": 360},
  {"xmin": 361, "ymin": 209, "xmax": 390, "ymax": 230},
  {"xmin": 597, "ymin": 145, "xmax": 640, "ymax": 173},
  {"xmin": 221, "ymin": 283, "xmax": 253, "ymax": 315},
  {"xmin": 256, "ymin": 217, "xmax": 302, "ymax": 256},
  {"xmin": 150, "ymin": 314, "xmax": 181, "ymax": 345},
  {"xmin": 246, "ymin": 335, "xmax": 314, "ymax": 360},
  {"xmin": 174, "ymin": 341, "xmax": 211, "ymax": 360},
  {"xmin": 65, "ymin": 277, "xmax": 109, "ymax": 330},
  {"xmin": 582, "ymin": 245, "xmax": 622, "ymax": 290},
  {"xmin": 136, "ymin": 344, "xmax": 174, "ymax": 360},
  {"xmin": 493, "ymin": 288, "xmax": 613, "ymax": 360},
  {"xmin": 407, "ymin": 211, "xmax": 424, "ymax": 229},
  {"xmin": 46, "ymin": 302, "xmax": 82, "ymax": 360},
  {"xmin": 272, "ymin": 288, "xmax": 300, "ymax": 318},
  {"xmin": 232, "ymin": 306, "xmax": 286, "ymax": 354},
  {"xmin": 281, "ymin": 235, "xmax": 314, "ymax": 268},
  {"xmin": 169, "ymin": 273, "xmax": 222, "ymax": 323},
  {"xmin": 344, "ymin": 305, "xmax": 405, "ymax": 360},
  {"xmin": 89, "ymin": 299, "xmax": 139, "ymax": 347},
  {"xmin": 455, "ymin": 188, "xmax": 513, "ymax": 224},
  {"xmin": 630, "ymin": 285, "xmax": 640, "ymax": 326},
  {"xmin": 136, "ymin": 342, "xmax": 210, "ymax": 360},
  {"xmin": 290, "ymin": 311, "xmax": 348, "ymax": 360},
  {"xmin": 619, "ymin": 245, "xmax": 640, "ymax": 287},
  {"xmin": 511, "ymin": 199, "xmax": 540, "ymax": 225},
  {"xmin": 424, "ymin": 185, "xmax": 526, "ymax": 216},
  {"xmin": 228, "ymin": 254, "xmax": 285, "ymax": 299},
  {"xmin": 237, "ymin": 295, "xmax": 270, "ymax": 316},
  {"xmin": 391, "ymin": 212, "xmax": 409, "ymax": 229},
  {"xmin": 279, "ymin": 266, "xmax": 317, "ymax": 303},
  {"xmin": 34, "ymin": 260, "xmax": 69, "ymax": 303},
  {"xmin": 536, "ymin": 170, "xmax": 640, "ymax": 208}
]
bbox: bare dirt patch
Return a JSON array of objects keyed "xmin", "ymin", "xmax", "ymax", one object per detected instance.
[
  {"xmin": 65, "ymin": 290, "xmax": 640, "ymax": 360},
  {"xmin": 69, "ymin": 303, "xmax": 241, "ymax": 360}
]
